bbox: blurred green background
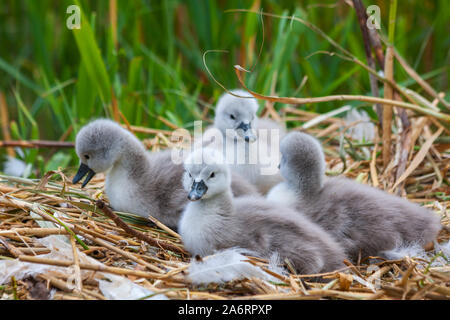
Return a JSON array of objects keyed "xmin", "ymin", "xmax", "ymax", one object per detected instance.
[{"xmin": 0, "ymin": 0, "xmax": 449, "ymax": 177}]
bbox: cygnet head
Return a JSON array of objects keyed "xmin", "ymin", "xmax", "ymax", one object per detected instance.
[
  {"xmin": 279, "ymin": 131, "xmax": 326, "ymax": 192},
  {"xmin": 183, "ymin": 148, "xmax": 231, "ymax": 201},
  {"xmin": 214, "ymin": 89, "xmax": 259, "ymax": 143},
  {"xmin": 73, "ymin": 119, "xmax": 143, "ymax": 187}
]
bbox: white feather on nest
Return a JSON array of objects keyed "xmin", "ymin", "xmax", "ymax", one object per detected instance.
[
  {"xmin": 382, "ymin": 241, "xmax": 450, "ymax": 268},
  {"xmin": 187, "ymin": 248, "xmax": 285, "ymax": 285},
  {"xmin": 344, "ymin": 108, "xmax": 375, "ymax": 142},
  {"xmin": 3, "ymin": 156, "xmax": 31, "ymax": 178}
]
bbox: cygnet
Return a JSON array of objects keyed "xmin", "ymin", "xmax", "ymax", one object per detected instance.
[
  {"xmin": 267, "ymin": 131, "xmax": 442, "ymax": 261},
  {"xmin": 72, "ymin": 119, "xmax": 259, "ymax": 230},
  {"xmin": 201, "ymin": 89, "xmax": 286, "ymax": 194},
  {"xmin": 178, "ymin": 148, "xmax": 346, "ymax": 274}
]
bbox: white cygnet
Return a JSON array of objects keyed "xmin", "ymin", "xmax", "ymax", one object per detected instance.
[
  {"xmin": 72, "ymin": 119, "xmax": 258, "ymax": 230},
  {"xmin": 201, "ymin": 89, "xmax": 286, "ymax": 194},
  {"xmin": 267, "ymin": 131, "xmax": 442, "ymax": 261},
  {"xmin": 178, "ymin": 148, "xmax": 346, "ymax": 274}
]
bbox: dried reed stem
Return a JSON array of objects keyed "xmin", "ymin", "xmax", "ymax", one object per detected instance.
[
  {"xmin": 0, "ymin": 140, "xmax": 74, "ymax": 148},
  {"xmin": 393, "ymin": 49, "xmax": 450, "ymax": 110},
  {"xmin": 382, "ymin": 46, "xmax": 395, "ymax": 168},
  {"xmin": 69, "ymin": 236, "xmax": 83, "ymax": 291},
  {"xmin": 0, "ymin": 92, "xmax": 15, "ymax": 157},
  {"xmin": 233, "ymin": 67, "xmax": 450, "ymax": 122},
  {"xmin": 18, "ymin": 255, "xmax": 168, "ymax": 280},
  {"xmin": 78, "ymin": 231, "xmax": 165, "ymax": 273},
  {"xmin": 95, "ymin": 200, "xmax": 188, "ymax": 255},
  {"xmin": 352, "ymin": 0, "xmax": 382, "ymax": 122}
]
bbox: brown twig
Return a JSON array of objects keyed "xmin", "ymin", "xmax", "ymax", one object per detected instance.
[
  {"xmin": 381, "ymin": 284, "xmax": 449, "ymax": 300},
  {"xmin": 0, "ymin": 92, "xmax": 15, "ymax": 157},
  {"xmin": 394, "ymin": 49, "xmax": 449, "ymax": 111},
  {"xmin": 394, "ymin": 126, "xmax": 412, "ymax": 195},
  {"xmin": 43, "ymin": 125, "xmax": 74, "ymax": 164},
  {"xmin": 69, "ymin": 236, "xmax": 83, "ymax": 291},
  {"xmin": 364, "ymin": 21, "xmax": 412, "ymax": 134},
  {"xmin": 382, "ymin": 46, "xmax": 395, "ymax": 169},
  {"xmin": 122, "ymin": 125, "xmax": 173, "ymax": 136},
  {"xmin": 77, "ymin": 231, "xmax": 165, "ymax": 273},
  {"xmin": 0, "ymin": 140, "xmax": 75, "ymax": 148},
  {"xmin": 0, "ymin": 227, "xmax": 68, "ymax": 237},
  {"xmin": 95, "ymin": 200, "xmax": 188, "ymax": 256},
  {"xmin": 227, "ymin": 9, "xmax": 441, "ymax": 115},
  {"xmin": 352, "ymin": 0, "xmax": 382, "ymax": 123},
  {"xmin": 109, "ymin": 0, "xmax": 118, "ymax": 51},
  {"xmin": 233, "ymin": 66, "xmax": 450, "ymax": 122},
  {"xmin": 18, "ymin": 255, "xmax": 169, "ymax": 280},
  {"xmin": 390, "ymin": 127, "xmax": 444, "ymax": 191},
  {"xmin": 0, "ymin": 235, "xmax": 23, "ymax": 258},
  {"xmin": 147, "ymin": 215, "xmax": 181, "ymax": 239},
  {"xmin": 370, "ymin": 127, "xmax": 380, "ymax": 187},
  {"xmin": 38, "ymin": 274, "xmax": 106, "ymax": 300}
]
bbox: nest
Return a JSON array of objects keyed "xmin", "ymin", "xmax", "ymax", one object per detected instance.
[{"xmin": 0, "ymin": 111, "xmax": 449, "ymax": 300}]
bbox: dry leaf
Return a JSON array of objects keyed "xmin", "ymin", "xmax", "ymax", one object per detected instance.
[{"xmin": 338, "ymin": 273, "xmax": 353, "ymax": 291}]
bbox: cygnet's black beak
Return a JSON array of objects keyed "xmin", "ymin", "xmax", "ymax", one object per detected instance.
[
  {"xmin": 188, "ymin": 180, "xmax": 208, "ymax": 201},
  {"xmin": 237, "ymin": 121, "xmax": 250, "ymax": 132},
  {"xmin": 237, "ymin": 122, "xmax": 256, "ymax": 142},
  {"xmin": 72, "ymin": 163, "xmax": 96, "ymax": 188}
]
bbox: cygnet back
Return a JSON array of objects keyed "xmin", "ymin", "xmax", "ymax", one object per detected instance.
[{"xmin": 273, "ymin": 131, "xmax": 442, "ymax": 261}]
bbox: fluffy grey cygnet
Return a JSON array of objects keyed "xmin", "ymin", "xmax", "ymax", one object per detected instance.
[
  {"xmin": 72, "ymin": 119, "xmax": 258, "ymax": 230},
  {"xmin": 267, "ymin": 131, "xmax": 442, "ymax": 261},
  {"xmin": 202, "ymin": 89, "xmax": 286, "ymax": 194},
  {"xmin": 178, "ymin": 148, "xmax": 346, "ymax": 274}
]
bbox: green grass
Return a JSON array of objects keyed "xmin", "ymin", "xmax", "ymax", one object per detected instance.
[{"xmin": 0, "ymin": 0, "xmax": 449, "ymax": 177}]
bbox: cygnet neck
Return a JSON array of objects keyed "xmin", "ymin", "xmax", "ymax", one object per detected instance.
[
  {"xmin": 195, "ymin": 189, "xmax": 234, "ymax": 216},
  {"xmin": 113, "ymin": 132, "xmax": 149, "ymax": 174},
  {"xmin": 289, "ymin": 171, "xmax": 324, "ymax": 201}
]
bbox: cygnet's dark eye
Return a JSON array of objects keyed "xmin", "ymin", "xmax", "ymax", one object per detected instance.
[
  {"xmin": 188, "ymin": 172, "xmax": 192, "ymax": 178},
  {"xmin": 84, "ymin": 154, "xmax": 90, "ymax": 160},
  {"xmin": 230, "ymin": 114, "xmax": 235, "ymax": 120},
  {"xmin": 210, "ymin": 172, "xmax": 215, "ymax": 178}
]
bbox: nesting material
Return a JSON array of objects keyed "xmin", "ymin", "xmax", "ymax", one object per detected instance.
[
  {"xmin": 0, "ymin": 235, "xmax": 167, "ymax": 300},
  {"xmin": 0, "ymin": 111, "xmax": 448, "ymax": 300}
]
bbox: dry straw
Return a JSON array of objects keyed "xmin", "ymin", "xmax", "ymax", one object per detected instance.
[
  {"xmin": 0, "ymin": 5, "xmax": 449, "ymax": 300},
  {"xmin": 0, "ymin": 106, "xmax": 448, "ymax": 299}
]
